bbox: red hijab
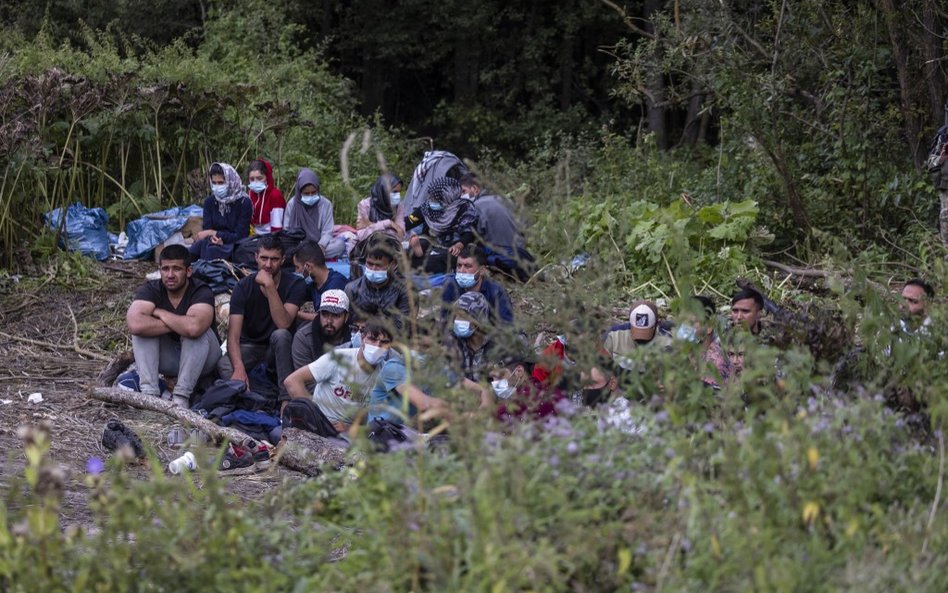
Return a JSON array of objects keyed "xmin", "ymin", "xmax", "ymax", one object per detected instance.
[{"xmin": 248, "ymin": 158, "xmax": 286, "ymax": 227}]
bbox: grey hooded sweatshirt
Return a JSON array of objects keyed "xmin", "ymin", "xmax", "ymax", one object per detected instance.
[{"xmin": 284, "ymin": 168, "xmax": 336, "ymax": 250}]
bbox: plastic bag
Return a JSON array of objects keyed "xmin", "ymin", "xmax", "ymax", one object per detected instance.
[
  {"xmin": 43, "ymin": 202, "xmax": 111, "ymax": 261},
  {"xmin": 124, "ymin": 205, "xmax": 203, "ymax": 260}
]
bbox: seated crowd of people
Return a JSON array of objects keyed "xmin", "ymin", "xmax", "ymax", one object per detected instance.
[{"xmin": 124, "ymin": 157, "xmax": 940, "ymax": 450}]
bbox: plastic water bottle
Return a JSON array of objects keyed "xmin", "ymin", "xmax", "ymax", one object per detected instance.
[{"xmin": 168, "ymin": 451, "xmax": 197, "ymax": 474}]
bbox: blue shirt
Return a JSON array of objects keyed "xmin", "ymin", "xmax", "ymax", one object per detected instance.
[
  {"xmin": 367, "ymin": 358, "xmax": 418, "ymax": 423},
  {"xmin": 441, "ymin": 276, "xmax": 514, "ymax": 323},
  {"xmin": 311, "ymin": 269, "xmax": 349, "ymax": 310}
]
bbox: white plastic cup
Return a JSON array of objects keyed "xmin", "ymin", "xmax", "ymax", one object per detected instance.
[
  {"xmin": 270, "ymin": 208, "xmax": 284, "ymax": 232},
  {"xmin": 168, "ymin": 451, "xmax": 197, "ymax": 474}
]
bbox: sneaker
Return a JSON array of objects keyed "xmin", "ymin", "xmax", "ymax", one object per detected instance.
[
  {"xmin": 217, "ymin": 444, "xmax": 258, "ymax": 475},
  {"xmin": 244, "ymin": 441, "xmax": 273, "ymax": 468},
  {"xmin": 171, "ymin": 394, "xmax": 190, "ymax": 409}
]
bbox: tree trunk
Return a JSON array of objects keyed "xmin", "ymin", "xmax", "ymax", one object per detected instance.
[
  {"xmin": 878, "ymin": 0, "xmax": 924, "ymax": 167},
  {"xmin": 89, "ymin": 387, "xmax": 349, "ymax": 476},
  {"xmin": 643, "ymin": 0, "xmax": 667, "ymax": 149},
  {"xmin": 921, "ymin": 0, "xmax": 947, "ymax": 125}
]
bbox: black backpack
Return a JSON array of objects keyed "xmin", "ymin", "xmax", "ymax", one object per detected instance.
[{"xmin": 281, "ymin": 399, "xmax": 339, "ymax": 438}]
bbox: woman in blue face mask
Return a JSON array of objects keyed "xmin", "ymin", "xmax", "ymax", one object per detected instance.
[
  {"xmin": 354, "ymin": 173, "xmax": 405, "ymax": 243},
  {"xmin": 284, "ymin": 168, "xmax": 347, "ymax": 259},
  {"xmin": 404, "ymin": 176, "xmax": 478, "ymax": 274},
  {"xmin": 189, "ymin": 162, "xmax": 252, "ymax": 261}
]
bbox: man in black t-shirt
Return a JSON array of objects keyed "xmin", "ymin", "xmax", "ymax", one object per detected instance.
[
  {"xmin": 126, "ymin": 244, "xmax": 220, "ymax": 408},
  {"xmin": 218, "ymin": 234, "xmax": 307, "ymax": 404}
]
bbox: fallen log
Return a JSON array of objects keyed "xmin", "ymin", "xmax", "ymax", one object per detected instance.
[{"xmin": 88, "ymin": 386, "xmax": 348, "ymax": 475}]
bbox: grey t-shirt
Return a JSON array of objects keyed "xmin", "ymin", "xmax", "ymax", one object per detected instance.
[{"xmin": 474, "ymin": 194, "xmax": 525, "ymax": 251}]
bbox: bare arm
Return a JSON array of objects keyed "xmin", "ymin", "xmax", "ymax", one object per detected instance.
[
  {"xmin": 284, "ymin": 364, "xmax": 315, "ymax": 400},
  {"xmin": 126, "ymin": 300, "xmax": 170, "ymax": 337},
  {"xmin": 297, "ymin": 310, "xmax": 316, "ymax": 322},
  {"xmin": 460, "ymin": 377, "xmax": 493, "ymax": 408},
  {"xmin": 153, "ymin": 303, "xmax": 214, "ymax": 339},
  {"xmin": 394, "ymin": 382, "xmax": 448, "ymax": 414},
  {"xmin": 227, "ymin": 314, "xmax": 248, "ymax": 384}
]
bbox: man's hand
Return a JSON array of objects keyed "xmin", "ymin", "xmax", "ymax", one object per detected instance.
[
  {"xmin": 409, "ymin": 235, "xmax": 424, "ymax": 257},
  {"xmin": 449, "ymin": 242, "xmax": 464, "ymax": 256},
  {"xmin": 210, "ymin": 234, "xmax": 223, "ymax": 246},
  {"xmin": 255, "ymin": 269, "xmax": 275, "ymax": 292},
  {"xmin": 331, "ymin": 421, "xmax": 348, "ymax": 433},
  {"xmin": 231, "ymin": 367, "xmax": 249, "ymax": 387},
  {"xmin": 196, "ymin": 229, "xmax": 216, "ymax": 240}
]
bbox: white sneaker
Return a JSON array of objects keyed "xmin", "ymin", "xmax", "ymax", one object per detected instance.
[{"xmin": 171, "ymin": 394, "xmax": 190, "ymax": 409}]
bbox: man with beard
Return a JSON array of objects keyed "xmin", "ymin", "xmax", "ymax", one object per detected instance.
[
  {"xmin": 126, "ymin": 244, "xmax": 220, "ymax": 408},
  {"xmin": 291, "ymin": 290, "xmax": 354, "ymax": 370}
]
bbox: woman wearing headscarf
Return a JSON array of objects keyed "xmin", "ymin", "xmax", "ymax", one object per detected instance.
[
  {"xmin": 190, "ymin": 162, "xmax": 252, "ymax": 261},
  {"xmin": 354, "ymin": 173, "xmax": 405, "ymax": 242},
  {"xmin": 284, "ymin": 168, "xmax": 347, "ymax": 259},
  {"xmin": 405, "ymin": 176, "xmax": 479, "ymax": 274},
  {"xmin": 246, "ymin": 158, "xmax": 286, "ymax": 235}
]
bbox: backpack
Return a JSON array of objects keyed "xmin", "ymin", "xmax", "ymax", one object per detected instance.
[
  {"xmin": 926, "ymin": 124, "xmax": 948, "ymax": 173},
  {"xmin": 281, "ymin": 398, "xmax": 339, "ymax": 438}
]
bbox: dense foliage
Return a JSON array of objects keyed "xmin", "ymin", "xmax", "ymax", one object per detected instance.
[{"xmin": 1, "ymin": 1, "xmax": 948, "ymax": 590}]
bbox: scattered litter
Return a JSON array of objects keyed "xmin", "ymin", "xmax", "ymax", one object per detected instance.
[
  {"xmin": 0, "ymin": 399, "xmax": 12, "ymax": 405},
  {"xmin": 27, "ymin": 393, "xmax": 44, "ymax": 404}
]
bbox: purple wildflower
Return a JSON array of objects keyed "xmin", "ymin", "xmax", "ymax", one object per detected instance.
[{"xmin": 86, "ymin": 456, "xmax": 105, "ymax": 475}]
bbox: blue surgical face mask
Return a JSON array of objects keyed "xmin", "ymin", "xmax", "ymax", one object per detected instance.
[
  {"xmin": 300, "ymin": 194, "xmax": 320, "ymax": 206},
  {"xmin": 427, "ymin": 201, "xmax": 444, "ymax": 212},
  {"xmin": 350, "ymin": 331, "xmax": 362, "ymax": 348},
  {"xmin": 363, "ymin": 267, "xmax": 389, "ymax": 285},
  {"xmin": 390, "ymin": 192, "xmax": 401, "ymax": 207},
  {"xmin": 675, "ymin": 324, "xmax": 699, "ymax": 343},
  {"xmin": 303, "ymin": 275, "xmax": 314, "ymax": 286},
  {"xmin": 211, "ymin": 184, "xmax": 229, "ymax": 199},
  {"xmin": 456, "ymin": 272, "xmax": 477, "ymax": 289},
  {"xmin": 248, "ymin": 181, "xmax": 267, "ymax": 194},
  {"xmin": 453, "ymin": 319, "xmax": 474, "ymax": 338}
]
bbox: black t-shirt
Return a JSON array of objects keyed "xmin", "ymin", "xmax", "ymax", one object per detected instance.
[
  {"xmin": 229, "ymin": 271, "xmax": 307, "ymax": 344},
  {"xmin": 133, "ymin": 279, "xmax": 216, "ymax": 342}
]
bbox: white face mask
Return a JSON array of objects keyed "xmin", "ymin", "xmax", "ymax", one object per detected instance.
[
  {"xmin": 248, "ymin": 180, "xmax": 267, "ymax": 194},
  {"xmin": 362, "ymin": 343, "xmax": 387, "ymax": 365},
  {"xmin": 491, "ymin": 378, "xmax": 516, "ymax": 400},
  {"xmin": 211, "ymin": 184, "xmax": 229, "ymax": 199},
  {"xmin": 390, "ymin": 192, "xmax": 401, "ymax": 207},
  {"xmin": 300, "ymin": 194, "xmax": 320, "ymax": 206}
]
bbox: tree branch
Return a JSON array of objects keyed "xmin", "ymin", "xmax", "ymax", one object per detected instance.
[{"xmin": 599, "ymin": 0, "xmax": 656, "ymax": 39}]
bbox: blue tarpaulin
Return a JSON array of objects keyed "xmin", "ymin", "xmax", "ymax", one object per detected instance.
[
  {"xmin": 124, "ymin": 205, "xmax": 203, "ymax": 260},
  {"xmin": 43, "ymin": 202, "xmax": 111, "ymax": 261}
]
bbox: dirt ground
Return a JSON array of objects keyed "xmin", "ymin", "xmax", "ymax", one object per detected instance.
[{"xmin": 0, "ymin": 260, "xmax": 303, "ymax": 528}]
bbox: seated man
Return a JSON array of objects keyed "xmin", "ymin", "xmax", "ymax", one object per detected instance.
[
  {"xmin": 460, "ymin": 172, "xmax": 534, "ymax": 281},
  {"xmin": 899, "ymin": 278, "xmax": 934, "ymax": 335},
  {"xmin": 730, "ymin": 287, "xmax": 764, "ymax": 335},
  {"xmin": 126, "ymin": 244, "xmax": 221, "ymax": 408},
  {"xmin": 291, "ymin": 289, "xmax": 354, "ymax": 370},
  {"xmin": 601, "ymin": 300, "xmax": 672, "ymax": 370},
  {"xmin": 441, "ymin": 245, "xmax": 514, "ymax": 324},
  {"xmin": 292, "ymin": 239, "xmax": 349, "ymax": 324},
  {"xmin": 345, "ymin": 244, "xmax": 412, "ymax": 331},
  {"xmin": 218, "ymin": 234, "xmax": 307, "ymax": 406},
  {"xmin": 367, "ymin": 343, "xmax": 449, "ymax": 426},
  {"xmin": 284, "ymin": 319, "xmax": 394, "ymax": 431},
  {"xmin": 448, "ymin": 292, "xmax": 495, "ymax": 382}
]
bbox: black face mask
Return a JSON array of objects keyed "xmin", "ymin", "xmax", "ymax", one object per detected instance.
[{"xmin": 582, "ymin": 387, "xmax": 608, "ymax": 407}]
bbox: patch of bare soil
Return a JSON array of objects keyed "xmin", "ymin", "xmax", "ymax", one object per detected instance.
[{"xmin": 0, "ymin": 260, "xmax": 303, "ymax": 529}]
